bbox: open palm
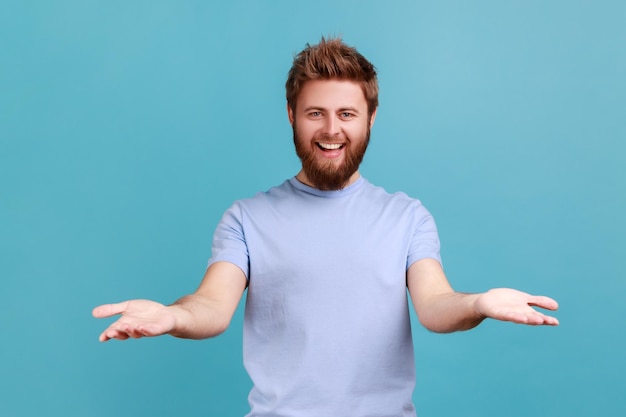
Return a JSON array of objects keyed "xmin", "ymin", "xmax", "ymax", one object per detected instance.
[
  {"xmin": 92, "ymin": 299, "xmax": 177, "ymax": 342},
  {"xmin": 474, "ymin": 288, "xmax": 559, "ymax": 326}
]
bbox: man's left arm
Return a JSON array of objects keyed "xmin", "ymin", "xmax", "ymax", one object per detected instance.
[{"xmin": 407, "ymin": 258, "xmax": 559, "ymax": 333}]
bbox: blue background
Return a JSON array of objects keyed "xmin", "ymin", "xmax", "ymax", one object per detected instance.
[{"xmin": 1, "ymin": 1, "xmax": 624, "ymax": 416}]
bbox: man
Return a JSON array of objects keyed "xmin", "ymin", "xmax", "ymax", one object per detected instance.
[{"xmin": 93, "ymin": 37, "xmax": 558, "ymax": 417}]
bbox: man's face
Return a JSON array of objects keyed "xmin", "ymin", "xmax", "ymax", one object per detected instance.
[{"xmin": 289, "ymin": 79, "xmax": 376, "ymax": 191}]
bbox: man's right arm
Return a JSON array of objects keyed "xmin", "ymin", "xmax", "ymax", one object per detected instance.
[{"xmin": 93, "ymin": 261, "xmax": 247, "ymax": 341}]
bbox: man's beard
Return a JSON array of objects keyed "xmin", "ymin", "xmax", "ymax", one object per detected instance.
[{"xmin": 293, "ymin": 123, "xmax": 370, "ymax": 191}]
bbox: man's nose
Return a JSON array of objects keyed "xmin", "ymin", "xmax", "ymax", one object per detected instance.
[{"xmin": 323, "ymin": 115, "xmax": 341, "ymax": 136}]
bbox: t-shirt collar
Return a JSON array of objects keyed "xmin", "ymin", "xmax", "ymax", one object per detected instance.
[{"xmin": 289, "ymin": 175, "xmax": 365, "ymax": 198}]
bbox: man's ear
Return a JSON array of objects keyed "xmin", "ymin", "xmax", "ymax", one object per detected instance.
[
  {"xmin": 369, "ymin": 108, "xmax": 378, "ymax": 128},
  {"xmin": 287, "ymin": 104, "xmax": 295, "ymax": 125}
]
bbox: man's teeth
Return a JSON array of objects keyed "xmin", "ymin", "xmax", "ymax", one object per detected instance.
[{"xmin": 318, "ymin": 143, "xmax": 343, "ymax": 150}]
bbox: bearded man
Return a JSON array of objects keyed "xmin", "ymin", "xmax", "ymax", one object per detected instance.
[{"xmin": 93, "ymin": 37, "xmax": 559, "ymax": 417}]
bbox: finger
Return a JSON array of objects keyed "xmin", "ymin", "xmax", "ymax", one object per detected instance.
[
  {"xmin": 99, "ymin": 328, "xmax": 131, "ymax": 342},
  {"xmin": 492, "ymin": 310, "xmax": 532, "ymax": 324},
  {"xmin": 120, "ymin": 323, "xmax": 146, "ymax": 339},
  {"xmin": 494, "ymin": 309, "xmax": 551, "ymax": 326},
  {"xmin": 527, "ymin": 312, "xmax": 552, "ymax": 325},
  {"xmin": 92, "ymin": 301, "xmax": 130, "ymax": 318},
  {"xmin": 99, "ymin": 320, "xmax": 142, "ymax": 341},
  {"xmin": 527, "ymin": 295, "xmax": 558, "ymax": 311},
  {"xmin": 515, "ymin": 311, "xmax": 560, "ymax": 326},
  {"xmin": 539, "ymin": 314, "xmax": 559, "ymax": 326}
]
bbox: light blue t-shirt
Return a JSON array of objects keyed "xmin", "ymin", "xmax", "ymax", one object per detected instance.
[{"xmin": 209, "ymin": 176, "xmax": 441, "ymax": 417}]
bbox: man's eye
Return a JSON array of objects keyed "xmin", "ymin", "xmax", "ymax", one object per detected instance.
[
  {"xmin": 340, "ymin": 112, "xmax": 354, "ymax": 118},
  {"xmin": 309, "ymin": 111, "xmax": 322, "ymax": 117}
]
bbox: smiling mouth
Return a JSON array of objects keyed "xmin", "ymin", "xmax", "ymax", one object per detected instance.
[{"xmin": 316, "ymin": 142, "xmax": 345, "ymax": 151}]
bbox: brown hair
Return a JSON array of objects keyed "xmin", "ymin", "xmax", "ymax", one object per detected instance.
[{"xmin": 286, "ymin": 37, "xmax": 379, "ymax": 117}]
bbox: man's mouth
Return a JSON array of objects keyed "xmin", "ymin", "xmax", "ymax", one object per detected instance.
[{"xmin": 316, "ymin": 142, "xmax": 345, "ymax": 151}]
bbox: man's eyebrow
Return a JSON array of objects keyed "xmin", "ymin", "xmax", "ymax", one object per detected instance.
[
  {"xmin": 302, "ymin": 106, "xmax": 362, "ymax": 114},
  {"xmin": 338, "ymin": 107, "xmax": 361, "ymax": 114}
]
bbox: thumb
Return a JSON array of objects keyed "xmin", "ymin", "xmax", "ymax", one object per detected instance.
[{"xmin": 92, "ymin": 301, "xmax": 129, "ymax": 318}]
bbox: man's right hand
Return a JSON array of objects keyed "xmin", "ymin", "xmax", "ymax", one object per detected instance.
[
  {"xmin": 93, "ymin": 262, "xmax": 248, "ymax": 342},
  {"xmin": 92, "ymin": 300, "xmax": 178, "ymax": 342}
]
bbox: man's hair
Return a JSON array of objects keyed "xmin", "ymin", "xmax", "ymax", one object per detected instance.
[{"xmin": 286, "ymin": 37, "xmax": 379, "ymax": 117}]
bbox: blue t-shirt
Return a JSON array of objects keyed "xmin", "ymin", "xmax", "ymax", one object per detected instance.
[{"xmin": 209, "ymin": 176, "xmax": 441, "ymax": 417}]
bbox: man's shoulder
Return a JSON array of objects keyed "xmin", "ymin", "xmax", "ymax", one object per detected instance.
[
  {"xmin": 360, "ymin": 179, "xmax": 423, "ymax": 207},
  {"xmin": 249, "ymin": 178, "xmax": 294, "ymax": 201},
  {"xmin": 227, "ymin": 178, "xmax": 295, "ymax": 210}
]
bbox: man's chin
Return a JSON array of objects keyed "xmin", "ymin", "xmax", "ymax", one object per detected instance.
[{"xmin": 303, "ymin": 166, "xmax": 356, "ymax": 190}]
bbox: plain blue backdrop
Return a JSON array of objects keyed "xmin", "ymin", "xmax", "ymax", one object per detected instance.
[{"xmin": 1, "ymin": 1, "xmax": 624, "ymax": 416}]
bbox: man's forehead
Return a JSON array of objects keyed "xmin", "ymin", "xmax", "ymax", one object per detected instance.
[{"xmin": 297, "ymin": 79, "xmax": 367, "ymax": 108}]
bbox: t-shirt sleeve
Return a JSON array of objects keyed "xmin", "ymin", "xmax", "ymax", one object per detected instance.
[
  {"xmin": 207, "ymin": 202, "xmax": 250, "ymax": 278},
  {"xmin": 406, "ymin": 201, "xmax": 442, "ymax": 270}
]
